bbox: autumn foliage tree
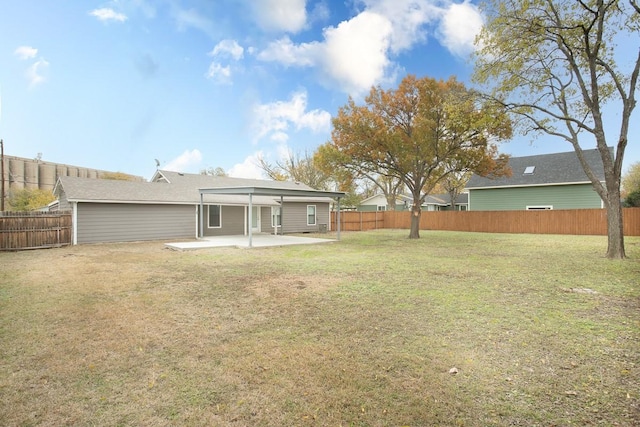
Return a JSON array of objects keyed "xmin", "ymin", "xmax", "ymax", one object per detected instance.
[
  {"xmin": 7, "ymin": 188, "xmax": 56, "ymax": 211},
  {"xmin": 100, "ymin": 172, "xmax": 138, "ymax": 181},
  {"xmin": 622, "ymin": 161, "xmax": 640, "ymax": 197},
  {"xmin": 474, "ymin": 0, "xmax": 639, "ymax": 258},
  {"xmin": 315, "ymin": 145, "xmax": 406, "ymax": 210},
  {"xmin": 318, "ymin": 75, "xmax": 512, "ymax": 239},
  {"xmin": 256, "ymin": 151, "xmax": 335, "ymax": 190}
]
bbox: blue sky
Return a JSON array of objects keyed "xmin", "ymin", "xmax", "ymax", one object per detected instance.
[{"xmin": 1, "ymin": 0, "xmax": 638, "ymax": 181}]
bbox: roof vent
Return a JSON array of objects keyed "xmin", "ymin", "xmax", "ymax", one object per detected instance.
[{"xmin": 523, "ymin": 166, "xmax": 535, "ymax": 175}]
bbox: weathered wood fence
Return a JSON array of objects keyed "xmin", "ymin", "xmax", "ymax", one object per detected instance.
[
  {"xmin": 0, "ymin": 211, "xmax": 72, "ymax": 250},
  {"xmin": 331, "ymin": 208, "xmax": 640, "ymax": 236}
]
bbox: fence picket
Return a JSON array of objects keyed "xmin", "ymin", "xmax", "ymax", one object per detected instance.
[
  {"xmin": 331, "ymin": 208, "xmax": 640, "ymax": 236},
  {"xmin": 0, "ymin": 211, "xmax": 72, "ymax": 250}
]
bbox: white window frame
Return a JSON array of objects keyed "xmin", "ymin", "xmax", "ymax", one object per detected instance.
[
  {"xmin": 271, "ymin": 207, "xmax": 281, "ymax": 227},
  {"xmin": 526, "ymin": 205, "xmax": 553, "ymax": 210},
  {"xmin": 208, "ymin": 204, "xmax": 222, "ymax": 228},
  {"xmin": 307, "ymin": 205, "xmax": 317, "ymax": 226},
  {"xmin": 377, "ymin": 205, "xmax": 386, "ymax": 211}
]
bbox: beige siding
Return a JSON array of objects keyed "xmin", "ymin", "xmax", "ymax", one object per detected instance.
[
  {"xmin": 77, "ymin": 203, "xmax": 195, "ymax": 244},
  {"xmin": 56, "ymin": 188, "xmax": 71, "ymax": 211},
  {"xmin": 201, "ymin": 205, "xmax": 245, "ymax": 236},
  {"xmin": 260, "ymin": 206, "xmax": 273, "ymax": 233},
  {"xmin": 281, "ymin": 202, "xmax": 330, "ymax": 233},
  {"xmin": 203, "ymin": 206, "xmax": 245, "ymax": 236}
]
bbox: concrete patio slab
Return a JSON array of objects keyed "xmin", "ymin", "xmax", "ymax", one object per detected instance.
[{"xmin": 165, "ymin": 234, "xmax": 336, "ymax": 250}]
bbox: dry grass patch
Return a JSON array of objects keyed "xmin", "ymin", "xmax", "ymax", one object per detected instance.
[{"xmin": 1, "ymin": 231, "xmax": 639, "ymax": 426}]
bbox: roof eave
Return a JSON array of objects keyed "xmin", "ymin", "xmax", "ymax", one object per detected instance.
[{"xmin": 466, "ymin": 181, "xmax": 599, "ymax": 190}]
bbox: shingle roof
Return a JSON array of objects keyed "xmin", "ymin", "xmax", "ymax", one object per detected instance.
[
  {"xmin": 55, "ymin": 170, "xmax": 332, "ymax": 205},
  {"xmin": 466, "ymin": 148, "xmax": 608, "ymax": 189}
]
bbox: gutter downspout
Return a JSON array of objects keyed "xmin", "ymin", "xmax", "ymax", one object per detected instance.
[{"xmin": 337, "ymin": 198, "xmax": 341, "ymax": 241}]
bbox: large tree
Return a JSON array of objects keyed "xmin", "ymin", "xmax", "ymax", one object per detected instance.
[
  {"xmin": 319, "ymin": 75, "xmax": 512, "ymax": 238},
  {"xmin": 257, "ymin": 151, "xmax": 334, "ymax": 190},
  {"xmin": 8, "ymin": 188, "xmax": 56, "ymax": 211},
  {"xmin": 474, "ymin": 0, "xmax": 640, "ymax": 258},
  {"xmin": 314, "ymin": 146, "xmax": 406, "ymax": 210},
  {"xmin": 441, "ymin": 169, "xmax": 473, "ymax": 211}
]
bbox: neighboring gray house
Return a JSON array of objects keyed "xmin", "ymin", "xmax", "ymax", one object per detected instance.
[
  {"xmin": 465, "ymin": 149, "xmax": 606, "ymax": 211},
  {"xmin": 358, "ymin": 193, "xmax": 468, "ymax": 211},
  {"xmin": 54, "ymin": 170, "xmax": 342, "ymax": 244}
]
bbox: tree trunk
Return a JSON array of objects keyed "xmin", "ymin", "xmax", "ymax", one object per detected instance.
[
  {"xmin": 604, "ymin": 189, "xmax": 626, "ymax": 259},
  {"xmin": 409, "ymin": 203, "xmax": 421, "ymax": 239}
]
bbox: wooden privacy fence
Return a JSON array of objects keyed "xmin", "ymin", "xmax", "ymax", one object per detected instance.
[
  {"xmin": 331, "ymin": 208, "xmax": 640, "ymax": 236},
  {"xmin": 0, "ymin": 211, "xmax": 72, "ymax": 250}
]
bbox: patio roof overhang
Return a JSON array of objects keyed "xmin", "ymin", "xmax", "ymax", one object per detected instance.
[
  {"xmin": 197, "ymin": 186, "xmax": 345, "ymax": 247},
  {"xmin": 198, "ymin": 186, "xmax": 345, "ymax": 199}
]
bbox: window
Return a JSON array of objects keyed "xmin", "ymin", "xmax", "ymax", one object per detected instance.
[
  {"xmin": 526, "ymin": 205, "xmax": 553, "ymax": 210},
  {"xmin": 307, "ymin": 205, "xmax": 316, "ymax": 225},
  {"xmin": 208, "ymin": 205, "xmax": 221, "ymax": 228},
  {"xmin": 271, "ymin": 207, "xmax": 281, "ymax": 227},
  {"xmin": 377, "ymin": 205, "xmax": 386, "ymax": 211},
  {"xmin": 523, "ymin": 166, "xmax": 536, "ymax": 174}
]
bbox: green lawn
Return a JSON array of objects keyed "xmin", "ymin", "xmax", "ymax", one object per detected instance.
[{"xmin": 1, "ymin": 230, "xmax": 639, "ymax": 426}]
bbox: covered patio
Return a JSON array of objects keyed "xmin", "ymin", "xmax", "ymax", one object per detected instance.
[{"xmin": 197, "ymin": 185, "xmax": 345, "ymax": 247}]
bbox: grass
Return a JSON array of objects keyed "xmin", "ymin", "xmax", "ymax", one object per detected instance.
[{"xmin": 1, "ymin": 230, "xmax": 639, "ymax": 426}]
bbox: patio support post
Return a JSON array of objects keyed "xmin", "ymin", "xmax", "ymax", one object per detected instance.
[
  {"xmin": 337, "ymin": 198, "xmax": 341, "ymax": 241},
  {"xmin": 248, "ymin": 193, "xmax": 253, "ymax": 247},
  {"xmin": 280, "ymin": 195, "xmax": 284, "ymax": 236},
  {"xmin": 199, "ymin": 193, "xmax": 204, "ymax": 238}
]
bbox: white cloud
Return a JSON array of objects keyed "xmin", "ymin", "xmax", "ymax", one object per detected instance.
[
  {"xmin": 228, "ymin": 152, "xmax": 267, "ymax": 179},
  {"xmin": 256, "ymin": 9, "xmax": 411, "ymax": 95},
  {"xmin": 437, "ymin": 1, "xmax": 484, "ymax": 57},
  {"xmin": 360, "ymin": 0, "xmax": 440, "ymax": 53},
  {"xmin": 209, "ymin": 39, "xmax": 244, "ymax": 60},
  {"xmin": 257, "ymin": 36, "xmax": 318, "ymax": 67},
  {"xmin": 309, "ymin": 1, "xmax": 330, "ymax": 23},
  {"xmin": 255, "ymin": 0, "xmax": 479, "ymax": 95},
  {"xmin": 175, "ymin": 8, "xmax": 214, "ymax": 37},
  {"xmin": 14, "ymin": 46, "xmax": 38, "ymax": 60},
  {"xmin": 26, "ymin": 58, "xmax": 50, "ymax": 88},
  {"xmin": 252, "ymin": 90, "xmax": 331, "ymax": 143},
  {"xmin": 89, "ymin": 8, "xmax": 128, "ymax": 22},
  {"xmin": 320, "ymin": 11, "xmax": 394, "ymax": 94},
  {"xmin": 206, "ymin": 40, "xmax": 244, "ymax": 83},
  {"xmin": 164, "ymin": 149, "xmax": 203, "ymax": 172},
  {"xmin": 251, "ymin": 0, "xmax": 307, "ymax": 33},
  {"xmin": 131, "ymin": 0, "xmax": 156, "ymax": 19},
  {"xmin": 205, "ymin": 62, "xmax": 232, "ymax": 84}
]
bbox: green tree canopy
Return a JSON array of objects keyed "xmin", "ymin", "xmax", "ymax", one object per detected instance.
[
  {"xmin": 7, "ymin": 188, "xmax": 56, "ymax": 211},
  {"xmin": 622, "ymin": 161, "xmax": 640, "ymax": 197},
  {"xmin": 318, "ymin": 75, "xmax": 512, "ymax": 238}
]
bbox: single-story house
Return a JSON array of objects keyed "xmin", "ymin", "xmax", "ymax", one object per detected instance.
[
  {"xmin": 358, "ymin": 193, "xmax": 468, "ymax": 211},
  {"xmin": 465, "ymin": 148, "xmax": 607, "ymax": 210},
  {"xmin": 53, "ymin": 170, "xmax": 344, "ymax": 244}
]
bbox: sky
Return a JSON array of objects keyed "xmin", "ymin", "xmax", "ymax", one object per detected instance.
[{"xmin": 1, "ymin": 0, "xmax": 638, "ymax": 181}]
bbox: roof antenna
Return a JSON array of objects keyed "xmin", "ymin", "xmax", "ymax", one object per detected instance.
[{"xmin": 154, "ymin": 158, "xmax": 160, "ymax": 169}]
